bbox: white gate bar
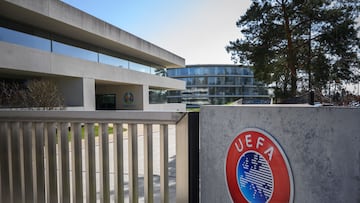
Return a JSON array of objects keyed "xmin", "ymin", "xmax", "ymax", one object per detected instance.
[
  {"xmin": 23, "ymin": 122, "xmax": 34, "ymax": 203},
  {"xmin": 0, "ymin": 123, "xmax": 10, "ymax": 203},
  {"xmin": 160, "ymin": 124, "xmax": 169, "ymax": 203},
  {"xmin": 99, "ymin": 123, "xmax": 110, "ymax": 203},
  {"xmin": 144, "ymin": 124, "xmax": 154, "ymax": 203},
  {"xmin": 45, "ymin": 122, "xmax": 58, "ymax": 203},
  {"xmin": 58, "ymin": 122, "xmax": 70, "ymax": 203},
  {"xmin": 114, "ymin": 123, "xmax": 124, "ymax": 203},
  {"xmin": 128, "ymin": 124, "xmax": 138, "ymax": 203},
  {"xmin": 34, "ymin": 123, "xmax": 45, "ymax": 203},
  {"xmin": 85, "ymin": 123, "xmax": 96, "ymax": 203},
  {"xmin": 71, "ymin": 123, "xmax": 83, "ymax": 203}
]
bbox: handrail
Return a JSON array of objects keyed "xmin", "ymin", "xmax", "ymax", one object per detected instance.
[{"xmin": 0, "ymin": 110, "xmax": 185, "ymax": 124}]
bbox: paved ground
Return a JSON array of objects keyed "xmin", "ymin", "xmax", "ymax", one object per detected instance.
[{"xmin": 78, "ymin": 124, "xmax": 177, "ymax": 202}]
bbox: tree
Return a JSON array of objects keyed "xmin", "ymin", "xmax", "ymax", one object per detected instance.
[
  {"xmin": 226, "ymin": 0, "xmax": 359, "ymax": 98},
  {"xmin": 25, "ymin": 79, "xmax": 64, "ymax": 109},
  {"xmin": 155, "ymin": 68, "xmax": 167, "ymax": 76},
  {"xmin": 0, "ymin": 79, "xmax": 64, "ymax": 109}
]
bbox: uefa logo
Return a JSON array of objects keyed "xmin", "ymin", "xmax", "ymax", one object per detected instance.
[
  {"xmin": 123, "ymin": 92, "xmax": 134, "ymax": 105},
  {"xmin": 225, "ymin": 128, "xmax": 294, "ymax": 203}
]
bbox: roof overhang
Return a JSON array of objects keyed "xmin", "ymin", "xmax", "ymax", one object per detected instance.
[{"xmin": 0, "ymin": 0, "xmax": 185, "ymax": 68}]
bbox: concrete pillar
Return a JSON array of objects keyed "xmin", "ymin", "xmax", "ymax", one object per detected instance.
[
  {"xmin": 83, "ymin": 78, "xmax": 95, "ymax": 111},
  {"xmin": 142, "ymin": 85, "xmax": 149, "ymax": 111}
]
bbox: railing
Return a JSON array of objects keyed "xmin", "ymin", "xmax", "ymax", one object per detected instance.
[{"xmin": 0, "ymin": 111, "xmax": 196, "ymax": 203}]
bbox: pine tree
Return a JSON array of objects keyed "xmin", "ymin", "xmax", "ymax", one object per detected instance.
[{"xmin": 227, "ymin": 0, "xmax": 359, "ymax": 98}]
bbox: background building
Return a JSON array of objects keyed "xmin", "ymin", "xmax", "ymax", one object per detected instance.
[
  {"xmin": 167, "ymin": 64, "xmax": 270, "ymax": 107},
  {"xmin": 0, "ymin": 0, "xmax": 185, "ymax": 111}
]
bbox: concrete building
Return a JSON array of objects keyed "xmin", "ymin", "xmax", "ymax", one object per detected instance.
[
  {"xmin": 0, "ymin": 0, "xmax": 186, "ymax": 111},
  {"xmin": 167, "ymin": 64, "xmax": 270, "ymax": 107}
]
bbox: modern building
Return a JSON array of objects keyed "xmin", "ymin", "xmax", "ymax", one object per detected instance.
[
  {"xmin": 167, "ymin": 64, "xmax": 270, "ymax": 107},
  {"xmin": 0, "ymin": 0, "xmax": 186, "ymax": 111}
]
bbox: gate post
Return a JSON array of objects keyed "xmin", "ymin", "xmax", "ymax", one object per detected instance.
[{"xmin": 176, "ymin": 112, "xmax": 199, "ymax": 203}]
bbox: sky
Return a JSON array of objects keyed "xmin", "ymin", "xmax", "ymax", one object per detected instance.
[{"xmin": 61, "ymin": 0, "xmax": 252, "ymax": 65}]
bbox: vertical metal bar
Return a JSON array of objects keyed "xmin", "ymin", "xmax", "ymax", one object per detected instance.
[
  {"xmin": 58, "ymin": 122, "xmax": 70, "ymax": 203},
  {"xmin": 85, "ymin": 123, "xmax": 96, "ymax": 203},
  {"xmin": 144, "ymin": 124, "xmax": 153, "ymax": 203},
  {"xmin": 99, "ymin": 123, "xmax": 110, "ymax": 203},
  {"xmin": 128, "ymin": 124, "xmax": 138, "ymax": 203},
  {"xmin": 34, "ymin": 123, "xmax": 45, "ymax": 203},
  {"xmin": 175, "ymin": 112, "xmax": 200, "ymax": 203},
  {"xmin": 175, "ymin": 114, "xmax": 189, "ymax": 203},
  {"xmin": 8, "ymin": 122, "xmax": 14, "ymax": 203},
  {"xmin": 0, "ymin": 123, "xmax": 11, "ymax": 203},
  {"xmin": 187, "ymin": 112, "xmax": 200, "ymax": 203},
  {"xmin": 23, "ymin": 122, "xmax": 34, "ymax": 203},
  {"xmin": 44, "ymin": 122, "xmax": 58, "ymax": 203},
  {"xmin": 160, "ymin": 124, "xmax": 169, "ymax": 203},
  {"xmin": 113, "ymin": 123, "xmax": 124, "ymax": 203},
  {"xmin": 10, "ymin": 122, "xmax": 23, "ymax": 203},
  {"xmin": 19, "ymin": 122, "xmax": 26, "ymax": 203},
  {"xmin": 71, "ymin": 123, "xmax": 83, "ymax": 203}
]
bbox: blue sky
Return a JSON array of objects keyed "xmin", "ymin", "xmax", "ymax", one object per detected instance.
[{"xmin": 61, "ymin": 0, "xmax": 252, "ymax": 65}]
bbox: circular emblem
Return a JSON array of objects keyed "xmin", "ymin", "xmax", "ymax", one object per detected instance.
[
  {"xmin": 123, "ymin": 92, "xmax": 134, "ymax": 105},
  {"xmin": 225, "ymin": 128, "xmax": 293, "ymax": 203}
]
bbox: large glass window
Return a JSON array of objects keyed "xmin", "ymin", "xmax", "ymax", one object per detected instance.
[
  {"xmin": 129, "ymin": 62, "xmax": 151, "ymax": 73},
  {"xmin": 208, "ymin": 77, "xmax": 216, "ymax": 85},
  {"xmin": 99, "ymin": 53, "xmax": 128, "ymax": 68},
  {"xmin": 194, "ymin": 77, "xmax": 207, "ymax": 85},
  {"xmin": 207, "ymin": 68, "xmax": 215, "ymax": 75},
  {"xmin": 0, "ymin": 27, "xmax": 50, "ymax": 51},
  {"xmin": 216, "ymin": 77, "xmax": 225, "ymax": 85},
  {"xmin": 225, "ymin": 76, "xmax": 235, "ymax": 85},
  {"xmin": 96, "ymin": 94, "xmax": 116, "ymax": 110},
  {"xmin": 215, "ymin": 67, "xmax": 225, "ymax": 75},
  {"xmin": 149, "ymin": 89, "xmax": 167, "ymax": 104},
  {"xmin": 53, "ymin": 41, "xmax": 98, "ymax": 62},
  {"xmin": 0, "ymin": 26, "xmax": 161, "ymax": 75},
  {"xmin": 186, "ymin": 78, "xmax": 194, "ymax": 85}
]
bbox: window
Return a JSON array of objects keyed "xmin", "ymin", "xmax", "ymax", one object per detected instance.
[
  {"xmin": 99, "ymin": 53, "xmax": 128, "ymax": 68},
  {"xmin": 96, "ymin": 94, "xmax": 116, "ymax": 110},
  {"xmin": 0, "ymin": 27, "xmax": 50, "ymax": 51},
  {"xmin": 52, "ymin": 41, "xmax": 98, "ymax": 62}
]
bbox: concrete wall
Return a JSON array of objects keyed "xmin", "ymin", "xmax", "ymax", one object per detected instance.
[
  {"xmin": 53, "ymin": 77, "xmax": 84, "ymax": 107},
  {"xmin": 0, "ymin": 42, "xmax": 185, "ymax": 90},
  {"xmin": 96, "ymin": 84, "xmax": 143, "ymax": 110},
  {"xmin": 200, "ymin": 105, "xmax": 360, "ymax": 203}
]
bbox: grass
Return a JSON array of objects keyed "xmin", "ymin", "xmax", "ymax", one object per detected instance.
[
  {"xmin": 187, "ymin": 107, "xmax": 200, "ymax": 112},
  {"xmin": 67, "ymin": 125, "xmax": 126, "ymax": 140}
]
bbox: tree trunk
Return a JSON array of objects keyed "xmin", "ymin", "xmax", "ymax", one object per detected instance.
[{"xmin": 281, "ymin": 1, "xmax": 297, "ymax": 97}]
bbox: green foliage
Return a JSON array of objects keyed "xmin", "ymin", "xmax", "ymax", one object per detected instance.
[{"xmin": 227, "ymin": 0, "xmax": 360, "ymax": 98}]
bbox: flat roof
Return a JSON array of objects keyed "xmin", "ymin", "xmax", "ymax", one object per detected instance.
[{"xmin": 0, "ymin": 0, "xmax": 185, "ymax": 68}]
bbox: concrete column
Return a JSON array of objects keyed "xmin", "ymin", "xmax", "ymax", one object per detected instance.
[
  {"xmin": 83, "ymin": 78, "xmax": 95, "ymax": 111},
  {"xmin": 142, "ymin": 85, "xmax": 149, "ymax": 111}
]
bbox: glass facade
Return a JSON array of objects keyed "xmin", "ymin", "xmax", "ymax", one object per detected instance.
[
  {"xmin": 167, "ymin": 65, "xmax": 270, "ymax": 106},
  {"xmin": 0, "ymin": 26, "xmax": 159, "ymax": 74}
]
